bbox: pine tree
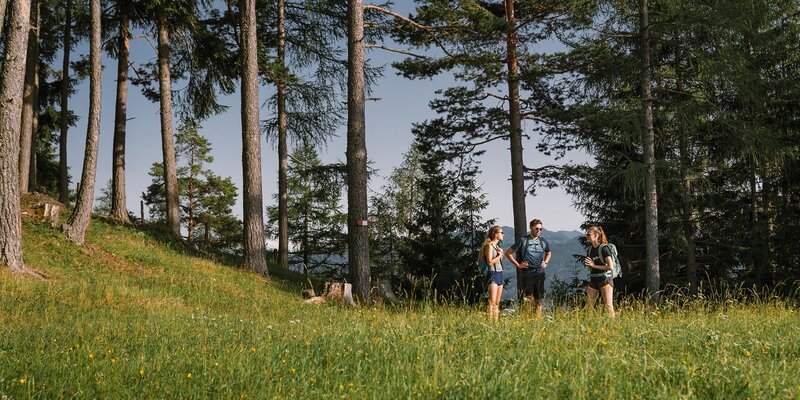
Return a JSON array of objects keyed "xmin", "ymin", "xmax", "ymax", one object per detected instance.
[
  {"xmin": 267, "ymin": 142, "xmax": 347, "ymax": 278},
  {"xmin": 62, "ymin": 0, "xmax": 102, "ymax": 245},
  {"xmin": 0, "ymin": 0, "xmax": 32, "ymax": 273},
  {"xmin": 240, "ymin": 0, "xmax": 268, "ymax": 275}
]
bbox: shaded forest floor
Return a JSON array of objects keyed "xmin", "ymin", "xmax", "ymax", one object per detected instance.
[{"xmin": 1, "ymin": 211, "xmax": 799, "ymax": 399}]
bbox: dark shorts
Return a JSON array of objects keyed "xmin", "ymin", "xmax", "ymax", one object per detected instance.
[
  {"xmin": 588, "ymin": 275, "xmax": 614, "ymax": 290},
  {"xmin": 485, "ymin": 271, "xmax": 504, "ymax": 286},
  {"xmin": 521, "ymin": 269, "xmax": 546, "ymax": 299}
]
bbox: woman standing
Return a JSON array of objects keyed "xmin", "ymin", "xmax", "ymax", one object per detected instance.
[
  {"xmin": 583, "ymin": 226, "xmax": 616, "ymax": 318},
  {"xmin": 479, "ymin": 226, "xmax": 505, "ymax": 321}
]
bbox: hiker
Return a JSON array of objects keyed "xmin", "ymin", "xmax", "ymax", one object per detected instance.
[
  {"xmin": 506, "ymin": 219, "xmax": 551, "ymax": 318},
  {"xmin": 479, "ymin": 226, "xmax": 505, "ymax": 321},
  {"xmin": 583, "ymin": 226, "xmax": 616, "ymax": 318}
]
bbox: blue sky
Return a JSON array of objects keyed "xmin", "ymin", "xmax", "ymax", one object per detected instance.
[{"xmin": 65, "ymin": 2, "xmax": 587, "ymax": 236}]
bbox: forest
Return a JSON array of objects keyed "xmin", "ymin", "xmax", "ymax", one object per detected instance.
[{"xmin": 1, "ymin": 0, "xmax": 799, "ymax": 304}]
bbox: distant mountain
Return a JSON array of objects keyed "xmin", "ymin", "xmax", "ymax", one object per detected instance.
[{"xmin": 499, "ymin": 227, "xmax": 588, "ymax": 299}]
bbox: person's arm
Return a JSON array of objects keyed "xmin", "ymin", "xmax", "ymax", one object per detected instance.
[
  {"xmin": 505, "ymin": 239, "xmax": 527, "ymax": 269},
  {"xmin": 542, "ymin": 239, "xmax": 552, "ymax": 268},
  {"xmin": 588, "ymin": 246, "xmax": 613, "ymax": 271},
  {"xmin": 602, "ymin": 246, "xmax": 613, "ymax": 271},
  {"xmin": 486, "ymin": 245, "xmax": 503, "ymax": 265}
]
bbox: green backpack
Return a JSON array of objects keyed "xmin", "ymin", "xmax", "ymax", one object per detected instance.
[
  {"xmin": 478, "ymin": 255, "xmax": 490, "ymax": 275},
  {"xmin": 478, "ymin": 245, "xmax": 499, "ymax": 275},
  {"xmin": 589, "ymin": 243, "xmax": 623, "ymax": 279}
]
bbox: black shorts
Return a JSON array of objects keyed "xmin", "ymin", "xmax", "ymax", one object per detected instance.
[
  {"xmin": 588, "ymin": 275, "xmax": 614, "ymax": 290},
  {"xmin": 521, "ymin": 269, "xmax": 546, "ymax": 299}
]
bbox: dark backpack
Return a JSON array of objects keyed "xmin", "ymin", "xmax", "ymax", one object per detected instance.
[
  {"xmin": 516, "ymin": 236, "xmax": 548, "ymax": 264},
  {"xmin": 515, "ymin": 236, "xmax": 530, "ymax": 262},
  {"xmin": 477, "ymin": 244, "xmax": 497, "ymax": 275}
]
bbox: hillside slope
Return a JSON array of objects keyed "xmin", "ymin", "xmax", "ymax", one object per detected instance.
[{"xmin": 2, "ymin": 216, "xmax": 799, "ymax": 399}]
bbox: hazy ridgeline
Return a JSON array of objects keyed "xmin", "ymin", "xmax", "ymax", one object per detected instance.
[{"xmin": 1, "ymin": 217, "xmax": 798, "ymax": 398}]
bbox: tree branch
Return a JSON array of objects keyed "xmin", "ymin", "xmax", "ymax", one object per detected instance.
[
  {"xmin": 365, "ymin": 44, "xmax": 427, "ymax": 58},
  {"xmin": 363, "ymin": 4, "xmax": 455, "ymax": 58}
]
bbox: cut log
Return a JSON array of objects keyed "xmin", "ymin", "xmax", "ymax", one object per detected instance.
[
  {"xmin": 304, "ymin": 282, "xmax": 356, "ymax": 306},
  {"xmin": 304, "ymin": 296, "xmax": 326, "ymax": 305}
]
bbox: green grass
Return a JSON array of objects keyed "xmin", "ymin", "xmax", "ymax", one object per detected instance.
[{"xmin": 2, "ymin": 217, "xmax": 799, "ymax": 399}]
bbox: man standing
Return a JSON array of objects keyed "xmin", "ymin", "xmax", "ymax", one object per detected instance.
[{"xmin": 506, "ymin": 219, "xmax": 551, "ymax": 318}]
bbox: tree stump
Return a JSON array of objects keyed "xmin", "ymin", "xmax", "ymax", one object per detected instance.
[
  {"xmin": 304, "ymin": 282, "xmax": 356, "ymax": 306},
  {"xmin": 371, "ymin": 280, "xmax": 400, "ymax": 305},
  {"xmin": 43, "ymin": 202, "xmax": 61, "ymax": 227}
]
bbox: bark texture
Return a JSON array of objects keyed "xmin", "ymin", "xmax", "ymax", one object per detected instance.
[
  {"xmin": 157, "ymin": 10, "xmax": 181, "ymax": 235},
  {"xmin": 0, "ymin": 0, "xmax": 9, "ymax": 39},
  {"xmin": 346, "ymin": 0, "xmax": 371, "ymax": 301},
  {"xmin": 18, "ymin": 0, "xmax": 39, "ymax": 193},
  {"xmin": 111, "ymin": 2, "xmax": 130, "ymax": 223},
  {"xmin": 58, "ymin": 0, "xmax": 71, "ymax": 204},
  {"xmin": 240, "ymin": 0, "xmax": 268, "ymax": 275},
  {"xmin": 0, "ymin": 0, "xmax": 31, "ymax": 272},
  {"xmin": 277, "ymin": 0, "xmax": 289, "ymax": 271},
  {"xmin": 640, "ymin": 0, "xmax": 661, "ymax": 303},
  {"xmin": 63, "ymin": 0, "xmax": 102, "ymax": 246},
  {"xmin": 505, "ymin": 0, "xmax": 528, "ymax": 299}
]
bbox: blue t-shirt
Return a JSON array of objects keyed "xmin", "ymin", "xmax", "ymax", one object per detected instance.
[{"xmin": 512, "ymin": 235, "xmax": 550, "ymax": 269}]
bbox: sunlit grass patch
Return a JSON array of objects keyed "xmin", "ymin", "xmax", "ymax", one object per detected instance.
[{"xmin": 2, "ymin": 217, "xmax": 799, "ymax": 398}]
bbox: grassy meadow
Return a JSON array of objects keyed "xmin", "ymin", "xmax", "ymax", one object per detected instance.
[{"xmin": 1, "ymin": 216, "xmax": 799, "ymax": 399}]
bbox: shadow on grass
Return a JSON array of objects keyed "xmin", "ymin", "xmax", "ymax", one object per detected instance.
[{"xmin": 92, "ymin": 215, "xmax": 319, "ymax": 297}]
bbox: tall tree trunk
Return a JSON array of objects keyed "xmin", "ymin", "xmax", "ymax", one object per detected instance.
[
  {"xmin": 28, "ymin": 109, "xmax": 37, "ymax": 190},
  {"xmin": 303, "ymin": 203, "xmax": 309, "ymax": 274},
  {"xmin": 62, "ymin": 0, "xmax": 101, "ymax": 245},
  {"xmin": 111, "ymin": 2, "xmax": 130, "ymax": 222},
  {"xmin": 58, "ymin": 0, "xmax": 71, "ymax": 204},
  {"xmin": 157, "ymin": 9, "xmax": 181, "ymax": 236},
  {"xmin": 277, "ymin": 0, "xmax": 289, "ymax": 271},
  {"xmin": 346, "ymin": 0, "xmax": 370, "ymax": 301},
  {"xmin": 240, "ymin": 0, "xmax": 268, "ymax": 275},
  {"xmin": 187, "ymin": 147, "xmax": 195, "ymax": 242},
  {"xmin": 676, "ymin": 47, "xmax": 697, "ymax": 296},
  {"xmin": 679, "ymin": 122, "xmax": 697, "ymax": 296},
  {"xmin": 18, "ymin": 0, "xmax": 39, "ymax": 193},
  {"xmin": 0, "ymin": 0, "xmax": 9, "ymax": 39},
  {"xmin": 749, "ymin": 167, "xmax": 761, "ymax": 286},
  {"xmin": 0, "ymin": 0, "xmax": 31, "ymax": 273},
  {"xmin": 761, "ymin": 165, "xmax": 774, "ymax": 285},
  {"xmin": 639, "ymin": 0, "xmax": 660, "ymax": 303},
  {"xmin": 505, "ymin": 0, "xmax": 527, "ymax": 300}
]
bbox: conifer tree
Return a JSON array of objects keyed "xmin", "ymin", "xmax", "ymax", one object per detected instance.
[
  {"xmin": 63, "ymin": 0, "xmax": 101, "ymax": 245},
  {"xmin": 0, "ymin": 0, "xmax": 32, "ymax": 273},
  {"xmin": 267, "ymin": 142, "xmax": 347, "ymax": 277}
]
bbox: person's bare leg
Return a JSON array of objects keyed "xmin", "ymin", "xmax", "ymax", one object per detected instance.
[
  {"xmin": 522, "ymin": 296, "xmax": 533, "ymax": 317},
  {"xmin": 600, "ymin": 284, "xmax": 615, "ymax": 319},
  {"xmin": 494, "ymin": 285, "xmax": 504, "ymax": 321},
  {"xmin": 534, "ymin": 299, "xmax": 543, "ymax": 319},
  {"xmin": 488, "ymin": 284, "xmax": 501, "ymax": 320},
  {"xmin": 586, "ymin": 286, "xmax": 599, "ymax": 313}
]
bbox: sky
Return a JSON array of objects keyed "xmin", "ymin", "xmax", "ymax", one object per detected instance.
[{"xmin": 65, "ymin": 2, "xmax": 588, "ymax": 237}]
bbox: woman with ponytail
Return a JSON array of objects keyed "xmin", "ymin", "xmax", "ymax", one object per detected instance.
[
  {"xmin": 479, "ymin": 226, "xmax": 505, "ymax": 321},
  {"xmin": 583, "ymin": 226, "xmax": 616, "ymax": 318}
]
